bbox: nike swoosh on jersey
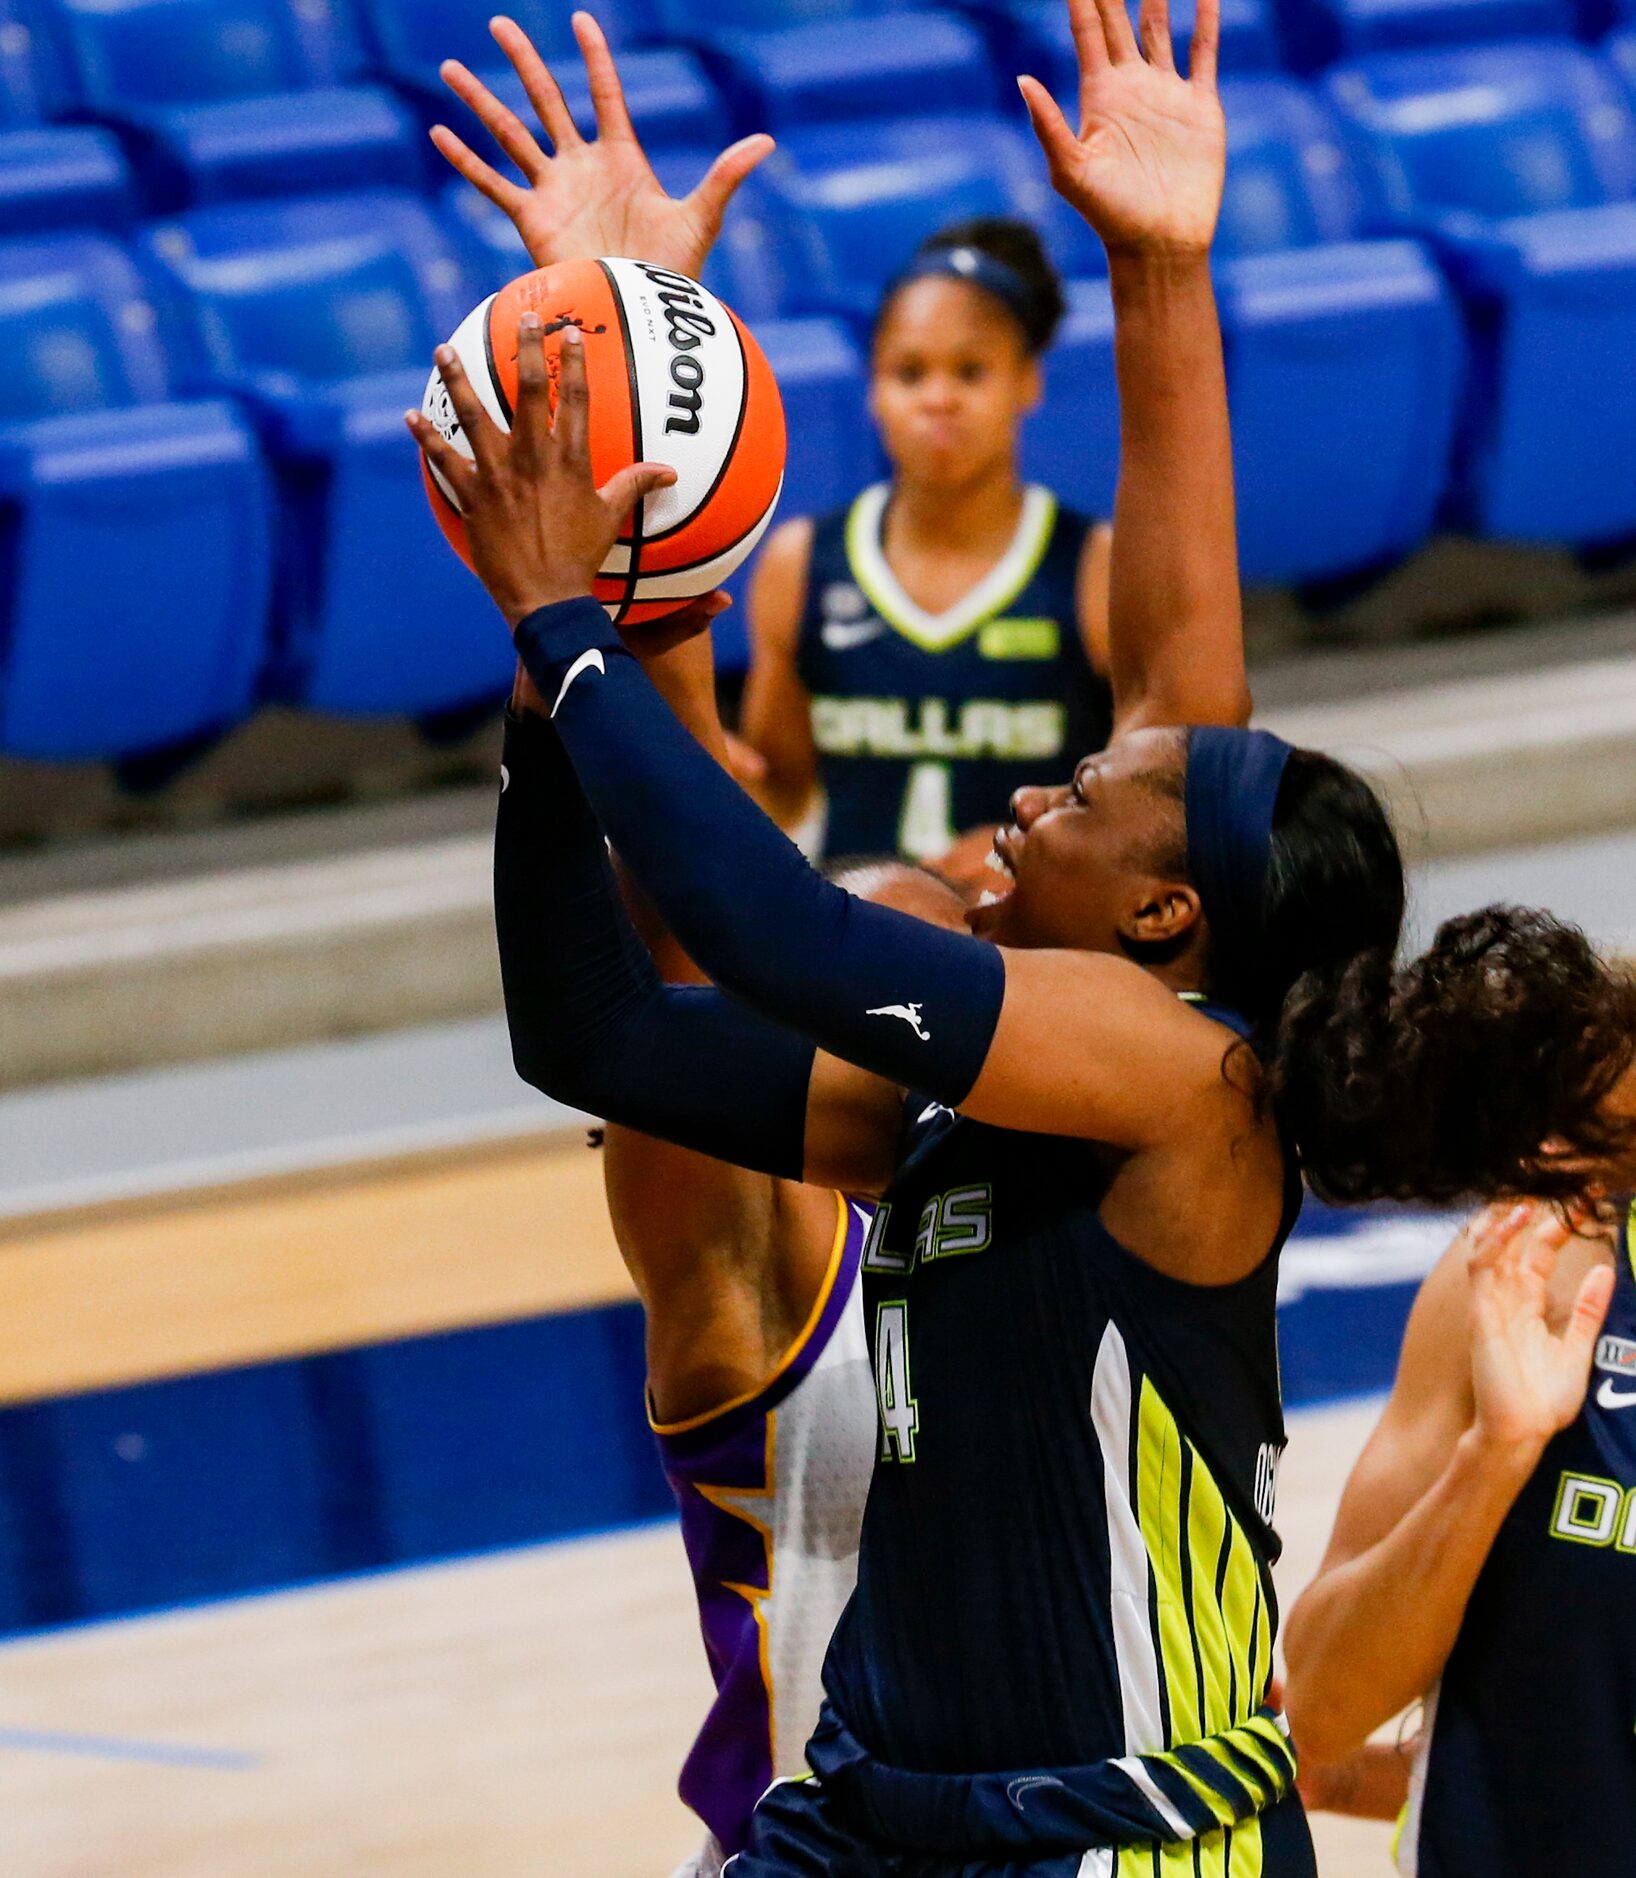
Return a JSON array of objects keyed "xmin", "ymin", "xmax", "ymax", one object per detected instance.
[
  {"xmin": 822, "ymin": 620, "xmax": 886, "ymax": 651},
  {"xmin": 1597, "ymin": 1378, "xmax": 1636, "ymax": 1410},
  {"xmin": 551, "ymin": 648, "xmax": 606, "ymax": 718}
]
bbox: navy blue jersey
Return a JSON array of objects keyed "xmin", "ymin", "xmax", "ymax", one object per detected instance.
[
  {"xmin": 1401, "ymin": 1207, "xmax": 1636, "ymax": 1877},
  {"xmin": 796, "ymin": 484, "xmax": 1111, "ymax": 862},
  {"xmin": 822, "ymin": 1013, "xmax": 1299, "ymax": 1859}
]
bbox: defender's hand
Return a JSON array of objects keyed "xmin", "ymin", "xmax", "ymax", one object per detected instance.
[
  {"xmin": 408, "ymin": 318, "xmax": 675, "ymax": 630},
  {"xmin": 1018, "ymin": 0, "xmax": 1226, "ymax": 259},
  {"xmin": 434, "ymin": 12, "xmax": 774, "ymax": 280},
  {"xmin": 1465, "ymin": 1201, "xmax": 1614, "ymax": 1458}
]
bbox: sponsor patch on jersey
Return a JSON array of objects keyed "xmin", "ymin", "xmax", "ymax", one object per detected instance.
[
  {"xmin": 1597, "ymin": 1333, "xmax": 1636, "ymax": 1377},
  {"xmin": 978, "ymin": 617, "xmax": 1061, "ymax": 661},
  {"xmin": 822, "ymin": 581, "xmax": 870, "ymax": 623}
]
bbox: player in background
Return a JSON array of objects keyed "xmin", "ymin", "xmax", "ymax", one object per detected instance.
[
  {"xmin": 1284, "ymin": 1198, "xmax": 1634, "ymax": 1876},
  {"xmin": 433, "ymin": 14, "xmax": 1112, "ymax": 892},
  {"xmin": 435, "ymin": 23, "xmax": 970, "ymax": 1870},
  {"xmin": 740, "ymin": 218, "xmax": 1112, "ymax": 884}
]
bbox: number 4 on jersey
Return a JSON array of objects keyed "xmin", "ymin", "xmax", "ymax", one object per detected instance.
[
  {"xmin": 875, "ymin": 1301, "xmax": 920, "ymax": 1463},
  {"xmin": 898, "ymin": 761, "xmax": 954, "ymax": 863}
]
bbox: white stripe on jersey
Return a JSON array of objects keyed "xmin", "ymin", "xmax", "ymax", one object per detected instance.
[{"xmin": 1090, "ymin": 1323, "xmax": 1167, "ymax": 1755}]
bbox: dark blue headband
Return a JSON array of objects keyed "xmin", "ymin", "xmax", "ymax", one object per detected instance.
[
  {"xmin": 885, "ymin": 244, "xmax": 1038, "ymax": 337},
  {"xmin": 1184, "ymin": 727, "xmax": 1295, "ymax": 972}
]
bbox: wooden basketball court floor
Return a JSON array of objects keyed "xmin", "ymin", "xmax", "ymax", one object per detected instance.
[{"xmin": 0, "ymin": 1111, "xmax": 1398, "ymax": 1878}]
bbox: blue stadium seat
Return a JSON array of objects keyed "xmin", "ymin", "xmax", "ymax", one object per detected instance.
[
  {"xmin": 1212, "ymin": 76, "xmax": 1464, "ymax": 582},
  {"xmin": 1276, "ymin": 0, "xmax": 1572, "ymax": 74},
  {"xmin": 0, "ymin": 125, "xmax": 132, "ymax": 233},
  {"xmin": 1324, "ymin": 42, "xmax": 1636, "ymax": 543},
  {"xmin": 41, "ymin": 0, "xmax": 418, "ymax": 208},
  {"xmin": 997, "ymin": 0, "xmax": 1279, "ymax": 87},
  {"xmin": 716, "ymin": 315, "xmax": 874, "ymax": 670},
  {"xmin": 1608, "ymin": 26, "xmax": 1636, "ymax": 104},
  {"xmin": 442, "ymin": 147, "xmax": 825, "ymax": 324},
  {"xmin": 652, "ymin": 0, "xmax": 931, "ymax": 33},
  {"xmin": 1220, "ymin": 240, "xmax": 1463, "ymax": 581},
  {"xmin": 1019, "ymin": 278, "xmax": 1119, "ymax": 521},
  {"xmin": 357, "ymin": 0, "xmax": 650, "ymax": 101},
  {"xmin": 763, "ymin": 115, "xmax": 1101, "ymax": 316},
  {"xmin": 452, "ymin": 43, "xmax": 723, "ymax": 155},
  {"xmin": 0, "ymin": 0, "xmax": 67, "ymax": 125},
  {"xmin": 0, "ymin": 234, "xmax": 271, "ymax": 761},
  {"xmin": 139, "ymin": 191, "xmax": 512, "ymax": 718},
  {"xmin": 1216, "ymin": 75, "xmax": 1367, "ymax": 254},
  {"xmin": 704, "ymin": 12, "xmax": 998, "ymax": 135}
]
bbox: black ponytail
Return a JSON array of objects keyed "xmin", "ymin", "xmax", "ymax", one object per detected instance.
[{"xmin": 1222, "ymin": 747, "xmax": 1636, "ymax": 1205}]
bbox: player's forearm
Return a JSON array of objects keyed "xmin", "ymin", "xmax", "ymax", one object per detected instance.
[
  {"xmin": 1105, "ymin": 252, "xmax": 1250, "ymax": 733},
  {"xmin": 515, "ymin": 597, "xmax": 1004, "ymax": 1101},
  {"xmin": 1283, "ymin": 1427, "xmax": 1539, "ymax": 1765},
  {"xmin": 1298, "ymin": 1740, "xmax": 1414, "ymax": 1823},
  {"xmin": 495, "ymin": 709, "xmax": 813, "ymax": 1176}
]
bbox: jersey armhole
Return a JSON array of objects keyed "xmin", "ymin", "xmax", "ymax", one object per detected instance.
[{"xmin": 649, "ymin": 1192, "xmax": 854, "ymax": 1441}]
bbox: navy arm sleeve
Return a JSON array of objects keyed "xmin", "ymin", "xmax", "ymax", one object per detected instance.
[
  {"xmin": 515, "ymin": 598, "xmax": 1006, "ymax": 1103},
  {"xmin": 494, "ymin": 705, "xmax": 817, "ymax": 1180}
]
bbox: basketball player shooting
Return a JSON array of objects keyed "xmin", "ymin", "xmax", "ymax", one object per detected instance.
[{"xmin": 409, "ymin": 0, "xmax": 1636, "ymax": 1869}]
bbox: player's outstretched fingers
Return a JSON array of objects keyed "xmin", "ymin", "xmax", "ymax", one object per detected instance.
[
  {"xmin": 434, "ymin": 345, "xmax": 502, "ymax": 472},
  {"xmin": 692, "ymin": 134, "xmax": 777, "ymax": 228},
  {"xmin": 573, "ymin": 11, "xmax": 637, "ymax": 143},
  {"xmin": 1566, "ymin": 1260, "xmax": 1618, "ymax": 1363},
  {"xmin": 438, "ymin": 60, "xmax": 549, "ymax": 179},
  {"xmin": 511, "ymin": 314, "xmax": 551, "ymax": 467},
  {"xmin": 490, "ymin": 14, "xmax": 581, "ymax": 150},
  {"xmin": 1138, "ymin": 0, "xmax": 1177, "ymax": 72},
  {"xmin": 1189, "ymin": 0, "xmax": 1222, "ymax": 87},
  {"xmin": 1465, "ymin": 1202, "xmax": 1532, "ymax": 1282},
  {"xmin": 1065, "ymin": 0, "xmax": 1112, "ymax": 89},
  {"xmin": 428, "ymin": 121, "xmax": 525, "ymax": 215},
  {"xmin": 1017, "ymin": 76, "xmax": 1080, "ymax": 185},
  {"xmin": 1091, "ymin": 0, "xmax": 1141, "ymax": 64}
]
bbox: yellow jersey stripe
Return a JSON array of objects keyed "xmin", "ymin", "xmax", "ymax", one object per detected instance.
[{"xmin": 1138, "ymin": 1379, "xmax": 1203, "ymax": 1744}]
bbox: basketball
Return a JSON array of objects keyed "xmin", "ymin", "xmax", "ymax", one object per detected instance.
[{"xmin": 420, "ymin": 257, "xmax": 786, "ymax": 625}]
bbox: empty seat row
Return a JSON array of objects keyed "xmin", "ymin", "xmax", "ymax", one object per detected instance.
[
  {"xmin": 8, "ymin": 26, "xmax": 1636, "ymax": 759},
  {"xmin": 0, "ymin": 196, "xmax": 871, "ymax": 760},
  {"xmin": 2, "ymin": 0, "xmax": 1633, "ymax": 232}
]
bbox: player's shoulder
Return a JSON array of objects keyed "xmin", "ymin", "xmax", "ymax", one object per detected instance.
[{"xmin": 1030, "ymin": 485, "xmax": 1097, "ymax": 542}]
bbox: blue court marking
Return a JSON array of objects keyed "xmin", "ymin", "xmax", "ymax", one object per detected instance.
[{"xmin": 0, "ymin": 1726, "xmax": 260, "ymax": 1770}]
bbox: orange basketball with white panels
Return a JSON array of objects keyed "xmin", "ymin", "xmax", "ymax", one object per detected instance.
[{"xmin": 420, "ymin": 257, "xmax": 786, "ymax": 624}]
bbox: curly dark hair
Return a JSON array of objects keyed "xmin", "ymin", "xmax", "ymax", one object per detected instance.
[
  {"xmin": 1193, "ymin": 742, "xmax": 1636, "ymax": 1207},
  {"xmin": 1269, "ymin": 906, "xmax": 1636, "ymax": 1206}
]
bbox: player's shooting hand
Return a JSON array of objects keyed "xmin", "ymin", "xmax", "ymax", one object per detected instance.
[
  {"xmin": 1465, "ymin": 1201, "xmax": 1615, "ymax": 1459},
  {"xmin": 433, "ymin": 12, "xmax": 774, "ymax": 281},
  {"xmin": 407, "ymin": 315, "xmax": 675, "ymax": 630},
  {"xmin": 1018, "ymin": 0, "xmax": 1226, "ymax": 259}
]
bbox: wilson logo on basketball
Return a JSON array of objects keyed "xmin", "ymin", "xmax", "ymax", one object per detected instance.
[{"xmin": 636, "ymin": 263, "xmax": 717, "ymax": 438}]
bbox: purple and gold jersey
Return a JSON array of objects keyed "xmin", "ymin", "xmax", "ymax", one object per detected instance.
[{"xmin": 653, "ymin": 1193, "xmax": 874, "ymax": 1866}]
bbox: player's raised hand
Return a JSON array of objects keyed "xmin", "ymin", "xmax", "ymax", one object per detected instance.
[
  {"xmin": 1018, "ymin": 0, "xmax": 1226, "ymax": 258},
  {"xmin": 1465, "ymin": 1201, "xmax": 1615, "ymax": 1455},
  {"xmin": 407, "ymin": 315, "xmax": 675, "ymax": 629},
  {"xmin": 432, "ymin": 12, "xmax": 773, "ymax": 281}
]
